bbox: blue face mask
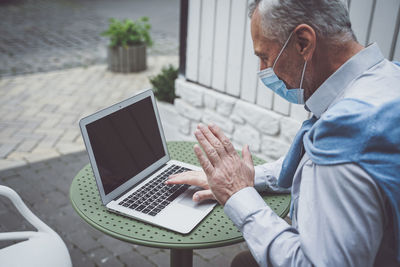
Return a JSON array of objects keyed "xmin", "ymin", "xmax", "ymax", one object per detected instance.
[{"xmin": 258, "ymin": 32, "xmax": 307, "ymax": 105}]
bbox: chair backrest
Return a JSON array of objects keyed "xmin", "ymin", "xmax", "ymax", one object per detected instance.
[{"xmin": 0, "ymin": 185, "xmax": 72, "ymax": 267}]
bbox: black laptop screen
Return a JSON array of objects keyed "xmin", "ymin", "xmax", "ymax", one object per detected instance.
[{"xmin": 86, "ymin": 96, "xmax": 165, "ymax": 195}]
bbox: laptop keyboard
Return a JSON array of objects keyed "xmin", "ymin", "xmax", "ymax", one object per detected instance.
[{"xmin": 118, "ymin": 164, "xmax": 191, "ymax": 216}]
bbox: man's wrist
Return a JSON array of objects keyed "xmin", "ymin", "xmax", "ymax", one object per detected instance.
[{"xmin": 224, "ymin": 187, "xmax": 267, "ymax": 229}]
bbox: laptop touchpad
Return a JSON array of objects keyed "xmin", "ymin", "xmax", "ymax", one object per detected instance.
[{"xmin": 178, "ymin": 187, "xmax": 214, "ymax": 211}]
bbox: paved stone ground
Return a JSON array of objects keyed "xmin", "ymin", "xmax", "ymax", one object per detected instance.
[
  {"xmin": 0, "ymin": 0, "xmax": 179, "ymax": 77},
  {"xmin": 0, "ymin": 55, "xmax": 188, "ymax": 170},
  {"xmin": 0, "ymin": 151, "xmax": 248, "ymax": 267}
]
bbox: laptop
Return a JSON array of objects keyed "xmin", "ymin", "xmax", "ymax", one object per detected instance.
[{"xmin": 79, "ymin": 89, "xmax": 216, "ymax": 234}]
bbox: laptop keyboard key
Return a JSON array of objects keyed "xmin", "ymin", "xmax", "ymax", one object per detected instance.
[
  {"xmin": 135, "ymin": 205, "xmax": 146, "ymax": 211},
  {"xmin": 118, "ymin": 164, "xmax": 194, "ymax": 216}
]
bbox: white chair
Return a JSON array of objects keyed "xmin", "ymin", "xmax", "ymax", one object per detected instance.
[{"xmin": 0, "ymin": 185, "xmax": 72, "ymax": 267}]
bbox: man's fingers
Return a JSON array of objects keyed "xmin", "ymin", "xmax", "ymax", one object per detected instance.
[
  {"xmin": 166, "ymin": 171, "xmax": 196, "ymax": 184},
  {"xmin": 193, "ymin": 189, "xmax": 215, "ymax": 202},
  {"xmin": 242, "ymin": 144, "xmax": 254, "ymax": 167},
  {"xmin": 197, "ymin": 124, "xmax": 227, "ymax": 158},
  {"xmin": 166, "ymin": 171, "xmax": 209, "ymax": 188},
  {"xmin": 193, "ymin": 144, "xmax": 214, "ymax": 176},
  {"xmin": 208, "ymin": 123, "xmax": 237, "ymax": 156},
  {"xmin": 194, "ymin": 129, "xmax": 220, "ymax": 166}
]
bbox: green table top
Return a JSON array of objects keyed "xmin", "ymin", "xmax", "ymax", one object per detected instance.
[{"xmin": 70, "ymin": 141, "xmax": 291, "ymax": 250}]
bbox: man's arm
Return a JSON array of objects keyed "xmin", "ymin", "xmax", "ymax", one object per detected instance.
[
  {"xmin": 225, "ymin": 160, "xmax": 385, "ymax": 266},
  {"xmin": 254, "ymin": 157, "xmax": 290, "ymax": 193}
]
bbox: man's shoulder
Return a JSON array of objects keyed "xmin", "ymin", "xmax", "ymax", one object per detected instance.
[
  {"xmin": 305, "ymin": 97, "xmax": 400, "ymax": 165},
  {"xmin": 342, "ymin": 59, "xmax": 400, "ymax": 106}
]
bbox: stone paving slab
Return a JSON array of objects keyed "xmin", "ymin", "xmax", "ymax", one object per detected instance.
[
  {"xmin": 0, "ymin": 55, "xmax": 187, "ymax": 171},
  {"xmin": 0, "ymin": 151, "xmax": 248, "ymax": 267}
]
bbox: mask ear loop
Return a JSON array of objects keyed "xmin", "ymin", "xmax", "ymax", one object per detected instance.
[
  {"xmin": 272, "ymin": 31, "xmax": 295, "ymax": 69},
  {"xmin": 299, "ymin": 60, "xmax": 308, "ymax": 103}
]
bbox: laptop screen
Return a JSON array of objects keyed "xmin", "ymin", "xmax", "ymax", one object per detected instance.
[{"xmin": 86, "ymin": 96, "xmax": 165, "ymax": 195}]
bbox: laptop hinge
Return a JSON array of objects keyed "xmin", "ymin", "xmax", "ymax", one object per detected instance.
[{"xmin": 114, "ymin": 163, "xmax": 169, "ymax": 201}]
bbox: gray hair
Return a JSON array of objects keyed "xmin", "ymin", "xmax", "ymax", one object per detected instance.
[{"xmin": 249, "ymin": 0, "xmax": 356, "ymax": 44}]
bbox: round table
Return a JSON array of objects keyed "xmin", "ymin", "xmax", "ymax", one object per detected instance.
[{"xmin": 70, "ymin": 141, "xmax": 291, "ymax": 267}]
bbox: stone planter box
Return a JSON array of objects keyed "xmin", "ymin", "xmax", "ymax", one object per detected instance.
[{"xmin": 107, "ymin": 44, "xmax": 147, "ymax": 73}]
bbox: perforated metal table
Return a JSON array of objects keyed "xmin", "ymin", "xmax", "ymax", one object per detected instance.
[{"xmin": 70, "ymin": 141, "xmax": 291, "ymax": 267}]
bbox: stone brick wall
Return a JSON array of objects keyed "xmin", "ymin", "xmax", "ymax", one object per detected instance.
[{"xmin": 175, "ymin": 78, "xmax": 305, "ymax": 162}]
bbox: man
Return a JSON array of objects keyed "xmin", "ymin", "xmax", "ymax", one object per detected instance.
[{"xmin": 167, "ymin": 0, "xmax": 400, "ymax": 266}]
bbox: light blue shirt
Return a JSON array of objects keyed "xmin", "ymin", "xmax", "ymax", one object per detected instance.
[{"xmin": 224, "ymin": 43, "xmax": 400, "ymax": 267}]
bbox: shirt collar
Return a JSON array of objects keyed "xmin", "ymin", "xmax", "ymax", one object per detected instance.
[{"xmin": 305, "ymin": 43, "xmax": 384, "ymax": 118}]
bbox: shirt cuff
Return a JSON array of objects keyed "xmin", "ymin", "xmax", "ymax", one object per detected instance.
[
  {"xmin": 254, "ymin": 166, "xmax": 267, "ymax": 191},
  {"xmin": 224, "ymin": 187, "xmax": 268, "ymax": 230}
]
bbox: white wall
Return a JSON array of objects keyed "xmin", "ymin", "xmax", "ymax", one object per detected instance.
[
  {"xmin": 185, "ymin": 0, "xmax": 400, "ymax": 119},
  {"xmin": 181, "ymin": 0, "xmax": 400, "ymax": 158}
]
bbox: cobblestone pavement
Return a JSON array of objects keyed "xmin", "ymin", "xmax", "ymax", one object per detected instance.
[
  {"xmin": 0, "ymin": 151, "xmax": 248, "ymax": 267},
  {"xmin": 0, "ymin": 0, "xmax": 179, "ymax": 77},
  {"xmin": 0, "ymin": 55, "xmax": 186, "ymax": 171}
]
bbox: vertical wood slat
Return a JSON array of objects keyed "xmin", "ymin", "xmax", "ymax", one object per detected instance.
[
  {"xmin": 256, "ymin": 78, "xmax": 274, "ymax": 110},
  {"xmin": 389, "ymin": 5, "xmax": 400, "ymax": 61},
  {"xmin": 185, "ymin": 0, "xmax": 202, "ymax": 82},
  {"xmin": 198, "ymin": 0, "xmax": 216, "ymax": 87},
  {"xmin": 273, "ymin": 94, "xmax": 290, "ymax": 116},
  {"xmin": 225, "ymin": 0, "xmax": 248, "ymax": 97},
  {"xmin": 393, "ymin": 6, "xmax": 400, "ymax": 61},
  {"xmin": 349, "ymin": 0, "xmax": 375, "ymax": 46},
  {"xmin": 368, "ymin": 0, "xmax": 400, "ymax": 58},
  {"xmin": 211, "ymin": 0, "xmax": 231, "ymax": 92},
  {"xmin": 240, "ymin": 2, "xmax": 258, "ymax": 103}
]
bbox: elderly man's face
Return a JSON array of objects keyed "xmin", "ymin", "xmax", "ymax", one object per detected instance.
[{"xmin": 251, "ymin": 8, "xmax": 305, "ymax": 90}]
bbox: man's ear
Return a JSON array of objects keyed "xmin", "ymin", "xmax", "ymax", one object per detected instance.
[{"xmin": 293, "ymin": 24, "xmax": 316, "ymax": 61}]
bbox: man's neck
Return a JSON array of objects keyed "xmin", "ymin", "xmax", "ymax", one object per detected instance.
[{"xmin": 305, "ymin": 39, "xmax": 364, "ymax": 100}]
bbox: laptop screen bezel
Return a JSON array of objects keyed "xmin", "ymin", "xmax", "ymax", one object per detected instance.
[{"xmin": 79, "ymin": 89, "xmax": 170, "ymax": 205}]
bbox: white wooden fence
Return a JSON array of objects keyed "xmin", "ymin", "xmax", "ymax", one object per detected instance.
[{"xmin": 185, "ymin": 0, "xmax": 400, "ymax": 121}]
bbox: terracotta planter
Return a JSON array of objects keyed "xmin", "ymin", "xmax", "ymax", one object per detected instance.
[{"xmin": 107, "ymin": 44, "xmax": 147, "ymax": 73}]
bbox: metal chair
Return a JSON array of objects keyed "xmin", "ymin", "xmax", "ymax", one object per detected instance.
[{"xmin": 0, "ymin": 185, "xmax": 72, "ymax": 267}]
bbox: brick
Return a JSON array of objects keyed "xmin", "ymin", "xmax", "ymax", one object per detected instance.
[
  {"xmin": 69, "ymin": 247, "xmax": 96, "ymax": 267},
  {"xmin": 97, "ymin": 235, "xmax": 134, "ymax": 256},
  {"xmin": 233, "ymin": 100, "xmax": 281, "ymax": 136},
  {"xmin": 118, "ymin": 250, "xmax": 156, "ymax": 267},
  {"xmin": 261, "ymin": 135, "xmax": 290, "ymax": 160},
  {"xmin": 175, "ymin": 79, "xmax": 204, "ymax": 107},
  {"xmin": 280, "ymin": 117, "xmax": 302, "ymax": 143},
  {"xmin": 232, "ymin": 124, "xmax": 261, "ymax": 152},
  {"xmin": 175, "ymin": 98, "xmax": 203, "ymax": 121},
  {"xmin": 195, "ymin": 248, "xmax": 220, "ymax": 260},
  {"xmin": 178, "ymin": 116, "xmax": 191, "ymax": 135},
  {"xmin": 87, "ymin": 247, "xmax": 124, "ymax": 267},
  {"xmin": 68, "ymin": 230, "xmax": 101, "ymax": 253},
  {"xmin": 16, "ymin": 140, "xmax": 39, "ymax": 153},
  {"xmin": 273, "ymin": 96, "xmax": 290, "ymax": 115},
  {"xmin": 133, "ymin": 245, "xmax": 163, "ymax": 257},
  {"xmin": 148, "ymin": 251, "xmax": 169, "ymax": 267},
  {"xmin": 201, "ymin": 109, "xmax": 235, "ymax": 134},
  {"xmin": 193, "ymin": 255, "xmax": 212, "ymax": 267},
  {"xmin": 0, "ymin": 143, "xmax": 17, "ymax": 158}
]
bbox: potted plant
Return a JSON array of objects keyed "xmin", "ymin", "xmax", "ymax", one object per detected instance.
[
  {"xmin": 149, "ymin": 64, "xmax": 178, "ymax": 104},
  {"xmin": 102, "ymin": 17, "xmax": 153, "ymax": 73}
]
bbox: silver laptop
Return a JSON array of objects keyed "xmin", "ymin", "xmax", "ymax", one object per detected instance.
[{"xmin": 79, "ymin": 89, "xmax": 216, "ymax": 234}]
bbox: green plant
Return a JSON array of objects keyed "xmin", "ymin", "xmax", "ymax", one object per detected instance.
[
  {"xmin": 149, "ymin": 65, "xmax": 179, "ymax": 104},
  {"xmin": 101, "ymin": 17, "xmax": 153, "ymax": 48}
]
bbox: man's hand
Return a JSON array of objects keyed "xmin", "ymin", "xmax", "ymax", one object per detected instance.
[
  {"xmin": 193, "ymin": 123, "xmax": 255, "ymax": 206},
  {"xmin": 166, "ymin": 171, "xmax": 216, "ymax": 202}
]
